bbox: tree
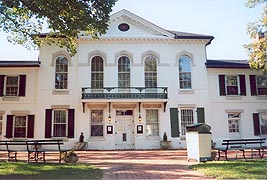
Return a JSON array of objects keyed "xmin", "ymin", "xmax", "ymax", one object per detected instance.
[
  {"xmin": 0, "ymin": 0, "xmax": 117, "ymax": 56},
  {"xmin": 245, "ymin": 0, "xmax": 267, "ymax": 71}
]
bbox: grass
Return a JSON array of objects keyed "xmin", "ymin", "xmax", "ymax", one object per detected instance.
[
  {"xmin": 190, "ymin": 159, "xmax": 267, "ymax": 179},
  {"xmin": 0, "ymin": 162, "xmax": 102, "ymax": 179}
]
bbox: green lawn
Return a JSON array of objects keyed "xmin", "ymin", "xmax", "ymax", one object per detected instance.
[
  {"xmin": 190, "ymin": 159, "xmax": 267, "ymax": 179},
  {"xmin": 0, "ymin": 162, "xmax": 102, "ymax": 179}
]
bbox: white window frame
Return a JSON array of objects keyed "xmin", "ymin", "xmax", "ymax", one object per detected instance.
[
  {"xmin": 91, "ymin": 56, "xmax": 104, "ymax": 90},
  {"xmin": 256, "ymin": 75, "xmax": 267, "ymax": 96},
  {"xmin": 227, "ymin": 112, "xmax": 240, "ymax": 133},
  {"xmin": 4, "ymin": 75, "xmax": 19, "ymax": 97},
  {"xmin": 179, "ymin": 56, "xmax": 192, "ymax": 90},
  {"xmin": 55, "ymin": 56, "xmax": 68, "ymax": 90},
  {"xmin": 90, "ymin": 109, "xmax": 104, "ymax": 137},
  {"xmin": 13, "ymin": 115, "xmax": 27, "ymax": 138},
  {"xmin": 144, "ymin": 56, "xmax": 157, "ymax": 89},
  {"xmin": 52, "ymin": 109, "xmax": 68, "ymax": 138},
  {"xmin": 225, "ymin": 75, "xmax": 240, "ymax": 96},
  {"xmin": 118, "ymin": 56, "xmax": 131, "ymax": 88},
  {"xmin": 260, "ymin": 112, "xmax": 267, "ymax": 135},
  {"xmin": 145, "ymin": 109, "xmax": 159, "ymax": 137},
  {"xmin": 180, "ymin": 108, "xmax": 195, "ymax": 136}
]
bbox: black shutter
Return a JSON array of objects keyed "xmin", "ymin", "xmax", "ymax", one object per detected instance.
[
  {"xmin": 67, "ymin": 109, "xmax": 75, "ymax": 138},
  {"xmin": 27, "ymin": 115, "xmax": 34, "ymax": 138},
  {"xmin": 239, "ymin": 75, "xmax": 246, "ymax": 96},
  {"xmin": 197, "ymin": 108, "xmax": 205, "ymax": 123},
  {"xmin": 253, "ymin": 113, "xmax": 260, "ymax": 136},
  {"xmin": 0, "ymin": 75, "xmax": 5, "ymax": 97},
  {"xmin": 219, "ymin": 75, "xmax": 226, "ymax": 96},
  {"xmin": 45, "ymin": 109, "xmax": 52, "ymax": 138},
  {"xmin": 250, "ymin": 75, "xmax": 257, "ymax": 96},
  {"xmin": 19, "ymin": 75, "xmax": 26, "ymax": 96},
  {"xmin": 170, "ymin": 108, "xmax": 179, "ymax": 137},
  {"xmin": 6, "ymin": 115, "xmax": 14, "ymax": 138}
]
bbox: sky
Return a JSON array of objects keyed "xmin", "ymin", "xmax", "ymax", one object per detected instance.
[{"xmin": 0, "ymin": 0, "xmax": 263, "ymax": 61}]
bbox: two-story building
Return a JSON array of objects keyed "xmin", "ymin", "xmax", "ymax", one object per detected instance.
[{"xmin": 0, "ymin": 9, "xmax": 266, "ymax": 150}]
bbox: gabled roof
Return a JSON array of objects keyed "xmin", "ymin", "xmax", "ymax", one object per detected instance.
[
  {"xmin": 108, "ymin": 9, "xmax": 214, "ymax": 44},
  {"xmin": 0, "ymin": 61, "xmax": 40, "ymax": 67},
  {"xmin": 205, "ymin": 59, "xmax": 250, "ymax": 69}
]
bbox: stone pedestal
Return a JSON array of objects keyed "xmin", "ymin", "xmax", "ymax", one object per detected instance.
[{"xmin": 74, "ymin": 142, "xmax": 88, "ymax": 150}]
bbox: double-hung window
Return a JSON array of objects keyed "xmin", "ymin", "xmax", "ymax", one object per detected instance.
[
  {"xmin": 55, "ymin": 56, "xmax": 68, "ymax": 89},
  {"xmin": 5, "ymin": 76, "xmax": 19, "ymax": 96},
  {"xmin": 91, "ymin": 56, "xmax": 104, "ymax": 90},
  {"xmin": 144, "ymin": 56, "xmax": 157, "ymax": 89},
  {"xmin": 179, "ymin": 56, "xmax": 192, "ymax": 89},
  {"xmin": 118, "ymin": 56, "xmax": 131, "ymax": 89},
  {"xmin": 228, "ymin": 113, "xmax": 240, "ymax": 133},
  {"xmin": 225, "ymin": 76, "xmax": 239, "ymax": 95},
  {"xmin": 91, "ymin": 110, "xmax": 104, "ymax": 137},
  {"xmin": 14, "ymin": 116, "xmax": 27, "ymax": 138},
  {"xmin": 260, "ymin": 113, "xmax": 267, "ymax": 134},
  {"xmin": 180, "ymin": 108, "xmax": 194, "ymax": 136},
  {"xmin": 53, "ymin": 110, "xmax": 67, "ymax": 137},
  {"xmin": 146, "ymin": 110, "xmax": 159, "ymax": 136},
  {"xmin": 256, "ymin": 75, "xmax": 267, "ymax": 95}
]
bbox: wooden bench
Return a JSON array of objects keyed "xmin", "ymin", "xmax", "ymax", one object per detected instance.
[
  {"xmin": 0, "ymin": 139, "xmax": 70, "ymax": 163},
  {"xmin": 216, "ymin": 138, "xmax": 266, "ymax": 160},
  {"xmin": 29, "ymin": 139, "xmax": 70, "ymax": 163}
]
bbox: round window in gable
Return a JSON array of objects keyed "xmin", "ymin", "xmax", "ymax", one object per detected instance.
[{"xmin": 118, "ymin": 23, "xmax": 130, "ymax": 32}]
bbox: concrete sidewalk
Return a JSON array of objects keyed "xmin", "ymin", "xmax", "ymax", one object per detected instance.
[{"xmin": 76, "ymin": 150, "xmax": 213, "ymax": 180}]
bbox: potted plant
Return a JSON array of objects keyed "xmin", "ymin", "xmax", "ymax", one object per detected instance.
[
  {"xmin": 160, "ymin": 132, "xmax": 172, "ymax": 150},
  {"xmin": 63, "ymin": 150, "xmax": 78, "ymax": 163}
]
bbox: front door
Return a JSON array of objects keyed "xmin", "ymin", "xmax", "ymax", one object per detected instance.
[{"xmin": 115, "ymin": 111, "xmax": 134, "ymax": 149}]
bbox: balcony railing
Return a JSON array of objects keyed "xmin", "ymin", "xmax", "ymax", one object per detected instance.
[{"xmin": 81, "ymin": 87, "xmax": 168, "ymax": 99}]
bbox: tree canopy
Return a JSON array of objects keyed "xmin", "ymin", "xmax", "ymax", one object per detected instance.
[
  {"xmin": 245, "ymin": 0, "xmax": 267, "ymax": 71},
  {"xmin": 0, "ymin": 0, "xmax": 117, "ymax": 56}
]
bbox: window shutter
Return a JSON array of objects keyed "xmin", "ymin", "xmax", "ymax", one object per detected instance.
[
  {"xmin": 239, "ymin": 75, "xmax": 246, "ymax": 96},
  {"xmin": 219, "ymin": 75, "xmax": 226, "ymax": 96},
  {"xmin": 19, "ymin": 75, "xmax": 26, "ymax": 96},
  {"xmin": 67, "ymin": 109, "xmax": 75, "ymax": 138},
  {"xmin": 250, "ymin": 75, "xmax": 257, "ymax": 96},
  {"xmin": 27, "ymin": 115, "xmax": 34, "ymax": 138},
  {"xmin": 253, "ymin": 113, "xmax": 260, "ymax": 136},
  {"xmin": 45, "ymin": 109, "xmax": 52, "ymax": 138},
  {"xmin": 197, "ymin": 108, "xmax": 205, "ymax": 123},
  {"xmin": 170, "ymin": 108, "xmax": 179, "ymax": 137},
  {"xmin": 6, "ymin": 115, "xmax": 14, "ymax": 138},
  {"xmin": 0, "ymin": 75, "xmax": 5, "ymax": 97}
]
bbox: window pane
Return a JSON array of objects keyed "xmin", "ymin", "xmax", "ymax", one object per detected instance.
[
  {"xmin": 55, "ymin": 56, "xmax": 68, "ymax": 89},
  {"xmin": 257, "ymin": 75, "xmax": 267, "ymax": 95},
  {"xmin": 145, "ymin": 56, "xmax": 157, "ymax": 88},
  {"xmin": 228, "ymin": 113, "xmax": 240, "ymax": 133},
  {"xmin": 118, "ymin": 56, "xmax": 130, "ymax": 88},
  {"xmin": 53, "ymin": 110, "xmax": 67, "ymax": 137},
  {"xmin": 146, "ymin": 110, "xmax": 159, "ymax": 136},
  {"xmin": 260, "ymin": 113, "xmax": 267, "ymax": 134},
  {"xmin": 91, "ymin": 110, "xmax": 103, "ymax": 136},
  {"xmin": 14, "ymin": 116, "xmax": 27, "ymax": 138},
  {"xmin": 6, "ymin": 76, "xmax": 19, "ymax": 96},
  {"xmin": 181, "ymin": 109, "xmax": 194, "ymax": 135},
  {"xmin": 91, "ymin": 56, "xmax": 104, "ymax": 89},
  {"xmin": 179, "ymin": 56, "xmax": 191, "ymax": 89},
  {"xmin": 91, "ymin": 125, "xmax": 103, "ymax": 136}
]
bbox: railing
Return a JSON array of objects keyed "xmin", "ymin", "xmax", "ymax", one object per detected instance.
[{"xmin": 81, "ymin": 87, "xmax": 168, "ymax": 99}]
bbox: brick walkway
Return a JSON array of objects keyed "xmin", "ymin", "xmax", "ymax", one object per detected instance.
[{"xmin": 76, "ymin": 150, "xmax": 213, "ymax": 180}]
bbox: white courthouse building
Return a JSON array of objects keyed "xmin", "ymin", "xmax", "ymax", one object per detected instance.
[{"xmin": 0, "ymin": 10, "xmax": 267, "ymax": 150}]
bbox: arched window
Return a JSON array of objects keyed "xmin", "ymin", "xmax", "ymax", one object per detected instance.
[
  {"xmin": 55, "ymin": 56, "xmax": 68, "ymax": 89},
  {"xmin": 118, "ymin": 56, "xmax": 130, "ymax": 88},
  {"xmin": 144, "ymin": 56, "xmax": 157, "ymax": 88},
  {"xmin": 91, "ymin": 56, "xmax": 104, "ymax": 89},
  {"xmin": 179, "ymin": 56, "xmax": 192, "ymax": 89}
]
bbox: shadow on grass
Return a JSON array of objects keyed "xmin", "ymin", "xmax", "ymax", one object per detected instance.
[
  {"xmin": 0, "ymin": 162, "xmax": 102, "ymax": 179},
  {"xmin": 190, "ymin": 159, "xmax": 267, "ymax": 179}
]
